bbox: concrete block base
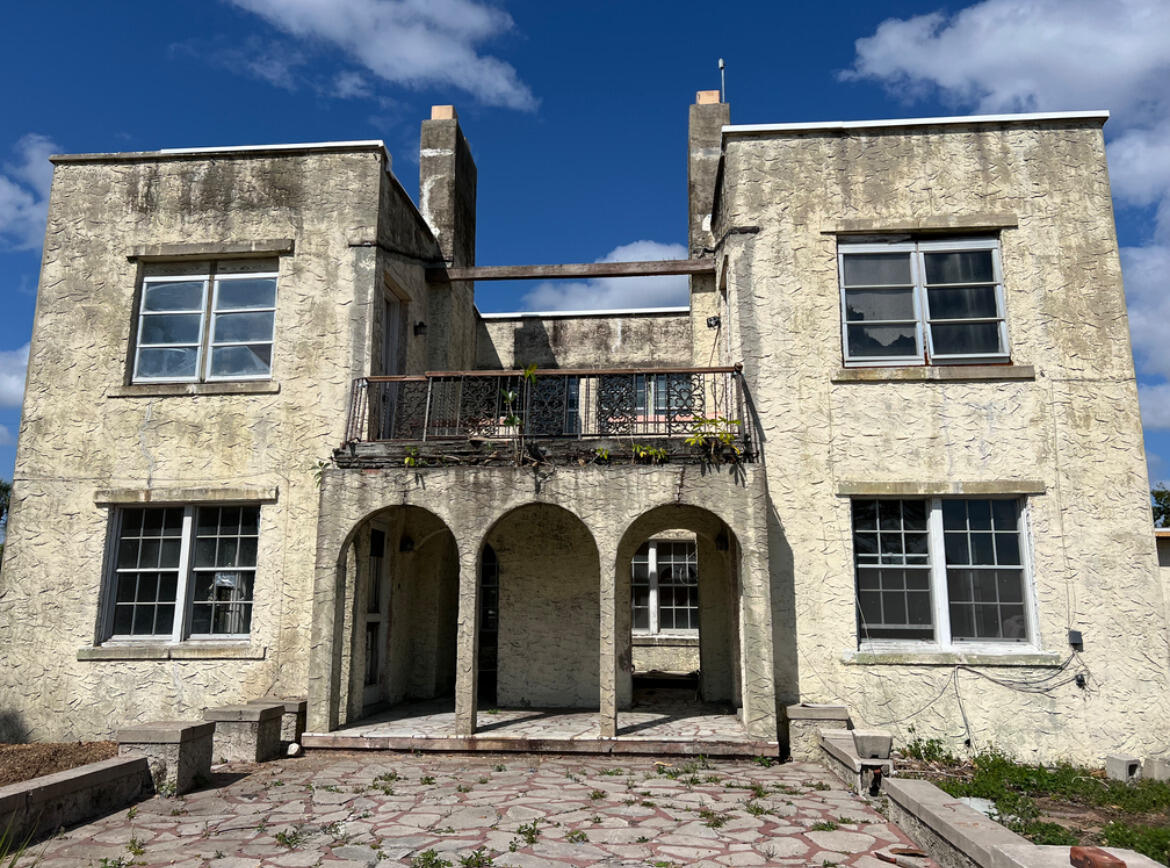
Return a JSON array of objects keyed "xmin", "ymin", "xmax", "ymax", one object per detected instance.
[
  {"xmin": 785, "ymin": 703, "xmax": 850, "ymax": 761},
  {"xmin": 247, "ymin": 697, "xmax": 307, "ymax": 745},
  {"xmin": 1105, "ymin": 753, "xmax": 1141, "ymax": 782},
  {"xmin": 1142, "ymin": 755, "xmax": 1170, "ymax": 781},
  {"xmin": 116, "ymin": 720, "xmax": 214, "ymax": 795},
  {"xmin": 204, "ymin": 704, "xmax": 283, "ymax": 763}
]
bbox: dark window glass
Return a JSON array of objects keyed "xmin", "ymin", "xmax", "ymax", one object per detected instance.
[{"xmin": 109, "ymin": 508, "xmax": 183, "ymax": 637}]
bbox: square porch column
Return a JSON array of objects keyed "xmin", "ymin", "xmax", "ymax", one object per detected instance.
[
  {"xmin": 599, "ymin": 540, "xmax": 618, "ymax": 739},
  {"xmin": 454, "ymin": 542, "xmax": 480, "ymax": 736}
]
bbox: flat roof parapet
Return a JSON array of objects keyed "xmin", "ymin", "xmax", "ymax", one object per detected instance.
[
  {"xmin": 723, "ymin": 109, "xmax": 1109, "ymax": 139},
  {"xmin": 50, "ymin": 139, "xmax": 391, "ymax": 164}
]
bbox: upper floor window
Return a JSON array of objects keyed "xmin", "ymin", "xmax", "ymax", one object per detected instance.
[
  {"xmin": 839, "ymin": 238, "xmax": 1009, "ymax": 366},
  {"xmin": 133, "ymin": 260, "xmax": 277, "ymax": 383}
]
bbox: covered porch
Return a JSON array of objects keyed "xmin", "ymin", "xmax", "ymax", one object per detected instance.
[{"xmin": 308, "ymin": 460, "xmax": 786, "ymax": 754}]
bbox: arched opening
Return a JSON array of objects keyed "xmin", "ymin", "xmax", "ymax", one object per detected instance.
[
  {"xmin": 616, "ymin": 505, "xmax": 743, "ymax": 733},
  {"xmin": 482, "ymin": 503, "xmax": 600, "ymax": 710},
  {"xmin": 338, "ymin": 505, "xmax": 458, "ymax": 724}
]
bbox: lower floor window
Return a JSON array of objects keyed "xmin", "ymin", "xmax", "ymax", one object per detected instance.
[
  {"xmin": 851, "ymin": 497, "xmax": 1031, "ymax": 648},
  {"xmin": 632, "ymin": 539, "xmax": 699, "ymax": 634},
  {"xmin": 106, "ymin": 504, "xmax": 259, "ymax": 640}
]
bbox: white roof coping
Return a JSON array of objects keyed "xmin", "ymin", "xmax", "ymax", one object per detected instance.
[
  {"xmin": 478, "ymin": 306, "xmax": 690, "ymax": 320},
  {"xmin": 158, "ymin": 139, "xmax": 386, "ymax": 154},
  {"xmin": 723, "ymin": 110, "xmax": 1109, "ymax": 137}
]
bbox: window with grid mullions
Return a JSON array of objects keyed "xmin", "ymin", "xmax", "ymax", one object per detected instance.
[
  {"xmin": 850, "ymin": 497, "xmax": 1034, "ymax": 649},
  {"xmin": 632, "ymin": 539, "xmax": 699, "ymax": 635},
  {"xmin": 839, "ymin": 238, "xmax": 1009, "ymax": 365},
  {"xmin": 105, "ymin": 505, "xmax": 260, "ymax": 641}
]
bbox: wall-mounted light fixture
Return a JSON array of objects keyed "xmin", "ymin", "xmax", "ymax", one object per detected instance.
[
  {"xmin": 413, "ymin": 321, "xmax": 428, "ymax": 336},
  {"xmin": 706, "ymin": 315, "xmax": 721, "ymax": 329}
]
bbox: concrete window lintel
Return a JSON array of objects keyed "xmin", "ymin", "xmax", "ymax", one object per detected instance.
[
  {"xmin": 77, "ymin": 644, "xmax": 267, "ymax": 661},
  {"xmin": 843, "ymin": 650, "xmax": 1063, "ymax": 667},
  {"xmin": 831, "ymin": 364, "xmax": 1035, "ymax": 383},
  {"xmin": 822, "ymin": 213, "xmax": 1018, "ymax": 234},
  {"xmin": 93, "ymin": 486, "xmax": 278, "ymax": 506},
  {"xmin": 126, "ymin": 239, "xmax": 295, "ymax": 260},
  {"xmin": 107, "ymin": 381, "xmax": 281, "ymax": 398},
  {"xmin": 837, "ymin": 480, "xmax": 1046, "ymax": 497}
]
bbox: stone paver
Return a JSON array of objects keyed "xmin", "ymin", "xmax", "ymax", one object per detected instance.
[{"xmin": 18, "ymin": 752, "xmax": 934, "ymax": 867}]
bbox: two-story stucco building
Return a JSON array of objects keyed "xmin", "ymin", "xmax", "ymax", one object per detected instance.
[{"xmin": 1, "ymin": 92, "xmax": 1166, "ymax": 765}]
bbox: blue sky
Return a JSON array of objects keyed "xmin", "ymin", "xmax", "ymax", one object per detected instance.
[{"xmin": 0, "ymin": 0, "xmax": 1167, "ymax": 486}]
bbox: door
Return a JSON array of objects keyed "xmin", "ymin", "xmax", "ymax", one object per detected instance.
[
  {"xmin": 363, "ymin": 529, "xmax": 390, "ymax": 708},
  {"xmin": 379, "ymin": 296, "xmax": 403, "ymax": 438}
]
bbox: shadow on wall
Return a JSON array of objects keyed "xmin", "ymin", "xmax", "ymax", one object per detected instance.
[
  {"xmin": 513, "ymin": 319, "xmax": 557, "ymax": 368},
  {"xmin": 0, "ymin": 709, "xmax": 30, "ymax": 743},
  {"xmin": 766, "ymin": 497, "xmax": 799, "ymax": 746}
]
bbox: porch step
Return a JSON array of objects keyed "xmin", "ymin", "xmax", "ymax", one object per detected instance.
[{"xmin": 301, "ymin": 732, "xmax": 779, "ymax": 757}]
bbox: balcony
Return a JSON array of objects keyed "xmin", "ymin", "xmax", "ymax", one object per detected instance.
[{"xmin": 338, "ymin": 366, "xmax": 754, "ymax": 467}]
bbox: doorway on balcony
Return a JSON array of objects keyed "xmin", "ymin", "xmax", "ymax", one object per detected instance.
[
  {"xmin": 345, "ymin": 505, "xmax": 459, "ymax": 723},
  {"xmin": 618, "ymin": 508, "xmax": 742, "ymax": 735}
]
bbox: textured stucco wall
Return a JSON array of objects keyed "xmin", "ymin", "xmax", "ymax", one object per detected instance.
[
  {"xmin": 475, "ymin": 311, "xmax": 692, "ymax": 370},
  {"xmin": 717, "ymin": 119, "xmax": 1170, "ymax": 763},
  {"xmin": 489, "ymin": 504, "xmax": 600, "ymax": 708},
  {"xmin": 631, "ymin": 640, "xmax": 700, "ymax": 673},
  {"xmin": 0, "ymin": 146, "xmax": 440, "ymax": 741}
]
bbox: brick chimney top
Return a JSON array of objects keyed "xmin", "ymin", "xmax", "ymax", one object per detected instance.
[
  {"xmin": 696, "ymin": 90, "xmax": 721, "ymax": 105},
  {"xmin": 430, "ymin": 105, "xmax": 458, "ymax": 120}
]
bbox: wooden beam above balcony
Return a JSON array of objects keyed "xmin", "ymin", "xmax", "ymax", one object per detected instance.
[{"xmin": 425, "ymin": 258, "xmax": 715, "ymax": 283}]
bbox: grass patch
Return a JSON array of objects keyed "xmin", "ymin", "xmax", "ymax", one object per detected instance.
[{"xmin": 917, "ymin": 749, "xmax": 1170, "ymax": 864}]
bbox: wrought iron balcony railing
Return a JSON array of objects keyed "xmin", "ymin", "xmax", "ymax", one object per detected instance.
[{"xmin": 344, "ymin": 366, "xmax": 748, "ymax": 448}]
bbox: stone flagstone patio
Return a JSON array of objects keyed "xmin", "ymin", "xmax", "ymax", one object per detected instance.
[{"xmin": 18, "ymin": 751, "xmax": 935, "ymax": 867}]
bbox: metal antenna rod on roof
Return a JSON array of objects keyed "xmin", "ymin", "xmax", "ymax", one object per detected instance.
[{"xmin": 719, "ymin": 58, "xmax": 726, "ymax": 102}]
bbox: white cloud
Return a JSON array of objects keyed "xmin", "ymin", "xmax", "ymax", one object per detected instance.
[
  {"xmin": 520, "ymin": 241, "xmax": 689, "ymax": 312},
  {"xmin": 0, "ymin": 425, "xmax": 13, "ymax": 447},
  {"xmin": 1138, "ymin": 383, "xmax": 1170, "ymax": 431},
  {"xmin": 333, "ymin": 70, "xmax": 371, "ymax": 99},
  {"xmin": 843, "ymin": 0, "xmax": 1170, "ymax": 417},
  {"xmin": 844, "ymin": 1, "xmax": 1170, "ymax": 120},
  {"xmin": 1149, "ymin": 450, "xmax": 1167, "ymax": 484},
  {"xmin": 0, "ymin": 135, "xmax": 58, "ymax": 250},
  {"xmin": 0, "ymin": 344, "xmax": 29, "ymax": 409},
  {"xmin": 226, "ymin": 0, "xmax": 536, "ymax": 110}
]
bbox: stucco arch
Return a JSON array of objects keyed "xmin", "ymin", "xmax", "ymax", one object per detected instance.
[
  {"xmin": 480, "ymin": 501, "xmax": 602, "ymax": 710},
  {"xmin": 614, "ymin": 503, "xmax": 743, "ymax": 713}
]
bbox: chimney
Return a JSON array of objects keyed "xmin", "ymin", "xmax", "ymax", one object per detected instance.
[
  {"xmin": 419, "ymin": 105, "xmax": 477, "ymax": 267},
  {"xmin": 688, "ymin": 90, "xmax": 729, "ymax": 254}
]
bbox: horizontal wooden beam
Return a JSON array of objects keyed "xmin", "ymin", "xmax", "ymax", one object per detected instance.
[{"xmin": 426, "ymin": 258, "xmax": 714, "ymax": 282}]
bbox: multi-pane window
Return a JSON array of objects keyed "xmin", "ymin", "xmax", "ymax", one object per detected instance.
[
  {"xmin": 839, "ymin": 238, "xmax": 1009, "ymax": 365},
  {"xmin": 632, "ymin": 539, "xmax": 699, "ymax": 634},
  {"xmin": 851, "ymin": 498, "xmax": 1032, "ymax": 648},
  {"xmin": 134, "ymin": 260, "xmax": 277, "ymax": 383},
  {"xmin": 106, "ymin": 505, "xmax": 260, "ymax": 641}
]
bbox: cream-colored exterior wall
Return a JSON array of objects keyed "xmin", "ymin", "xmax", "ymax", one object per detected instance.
[
  {"xmin": 716, "ymin": 119, "xmax": 1170, "ymax": 763},
  {"xmin": 0, "ymin": 145, "xmax": 442, "ymax": 741},
  {"xmin": 476, "ymin": 311, "xmax": 692, "ymax": 370}
]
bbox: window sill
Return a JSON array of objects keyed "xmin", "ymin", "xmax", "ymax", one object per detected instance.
[
  {"xmin": 632, "ymin": 635, "xmax": 699, "ymax": 647},
  {"xmin": 77, "ymin": 643, "xmax": 267, "ymax": 661},
  {"xmin": 832, "ymin": 364, "xmax": 1035, "ymax": 383},
  {"xmin": 842, "ymin": 649, "xmax": 1062, "ymax": 667},
  {"xmin": 108, "ymin": 381, "xmax": 280, "ymax": 398}
]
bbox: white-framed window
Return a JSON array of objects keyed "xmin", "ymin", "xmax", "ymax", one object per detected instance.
[
  {"xmin": 104, "ymin": 504, "xmax": 259, "ymax": 641},
  {"xmin": 133, "ymin": 259, "xmax": 277, "ymax": 383},
  {"xmin": 839, "ymin": 238, "xmax": 1009, "ymax": 366},
  {"xmin": 851, "ymin": 497, "xmax": 1036, "ymax": 650},
  {"xmin": 632, "ymin": 539, "xmax": 699, "ymax": 635}
]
